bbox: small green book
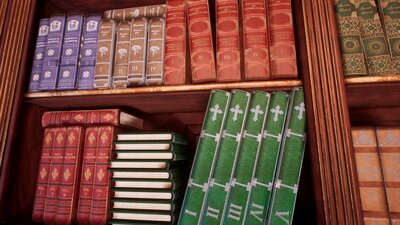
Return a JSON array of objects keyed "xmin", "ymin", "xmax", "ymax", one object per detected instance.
[
  {"xmin": 116, "ymin": 132, "xmax": 188, "ymax": 145},
  {"xmin": 266, "ymin": 87, "xmax": 307, "ymax": 225}
]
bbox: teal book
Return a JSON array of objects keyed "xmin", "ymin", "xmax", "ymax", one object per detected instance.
[
  {"xmin": 266, "ymin": 87, "xmax": 307, "ymax": 225},
  {"xmin": 178, "ymin": 90, "xmax": 231, "ymax": 225},
  {"xmin": 117, "ymin": 132, "xmax": 188, "ymax": 145},
  {"xmin": 199, "ymin": 90, "xmax": 251, "ymax": 225},
  {"xmin": 222, "ymin": 91, "xmax": 272, "ymax": 225},
  {"xmin": 243, "ymin": 91, "xmax": 290, "ymax": 225}
]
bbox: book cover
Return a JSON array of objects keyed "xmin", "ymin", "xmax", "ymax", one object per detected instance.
[
  {"xmin": 145, "ymin": 18, "xmax": 166, "ymax": 86},
  {"xmin": 28, "ymin": 18, "xmax": 50, "ymax": 92},
  {"xmin": 127, "ymin": 18, "xmax": 148, "ymax": 86},
  {"xmin": 103, "ymin": 4, "xmax": 167, "ymax": 21},
  {"xmin": 110, "ymin": 167, "xmax": 184, "ymax": 180},
  {"xmin": 114, "ymin": 141, "xmax": 187, "ymax": 151},
  {"xmin": 113, "ymin": 150, "xmax": 188, "ymax": 161},
  {"xmin": 111, "ymin": 178, "xmax": 182, "ymax": 189},
  {"xmin": 113, "ymin": 21, "xmax": 131, "ymax": 88},
  {"xmin": 108, "ymin": 219, "xmax": 170, "ymax": 225},
  {"xmin": 110, "ymin": 159, "xmax": 184, "ymax": 169},
  {"xmin": 39, "ymin": 14, "xmax": 66, "ymax": 91},
  {"xmin": 77, "ymin": 15, "xmax": 102, "ymax": 90},
  {"xmin": 110, "ymin": 209, "xmax": 175, "ymax": 222},
  {"xmin": 111, "ymin": 198, "xmax": 181, "ymax": 211},
  {"xmin": 116, "ymin": 132, "xmax": 188, "ymax": 144},
  {"xmin": 112, "ymin": 185, "xmax": 185, "ymax": 200},
  {"xmin": 178, "ymin": 90, "xmax": 231, "ymax": 225}
]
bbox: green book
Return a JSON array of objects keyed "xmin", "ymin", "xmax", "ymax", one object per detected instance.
[
  {"xmin": 178, "ymin": 90, "xmax": 231, "ymax": 225},
  {"xmin": 117, "ymin": 132, "xmax": 188, "ymax": 145},
  {"xmin": 266, "ymin": 87, "xmax": 307, "ymax": 225},
  {"xmin": 222, "ymin": 91, "xmax": 272, "ymax": 225},
  {"xmin": 199, "ymin": 90, "xmax": 251, "ymax": 225},
  {"xmin": 334, "ymin": 0, "xmax": 367, "ymax": 75},
  {"xmin": 378, "ymin": 0, "xmax": 400, "ymax": 73},
  {"xmin": 355, "ymin": 0, "xmax": 396, "ymax": 75},
  {"xmin": 243, "ymin": 91, "xmax": 290, "ymax": 225}
]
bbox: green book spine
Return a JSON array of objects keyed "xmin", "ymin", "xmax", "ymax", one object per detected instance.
[
  {"xmin": 379, "ymin": 0, "xmax": 400, "ymax": 74},
  {"xmin": 199, "ymin": 90, "xmax": 251, "ymax": 225},
  {"xmin": 355, "ymin": 0, "xmax": 396, "ymax": 75},
  {"xmin": 178, "ymin": 90, "xmax": 231, "ymax": 225},
  {"xmin": 334, "ymin": 0, "xmax": 368, "ymax": 75},
  {"xmin": 222, "ymin": 91, "xmax": 272, "ymax": 225},
  {"xmin": 243, "ymin": 91, "xmax": 290, "ymax": 225},
  {"xmin": 266, "ymin": 87, "xmax": 307, "ymax": 225}
]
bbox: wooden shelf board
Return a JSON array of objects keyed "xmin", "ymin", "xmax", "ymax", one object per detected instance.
[{"xmin": 345, "ymin": 74, "xmax": 400, "ymax": 85}]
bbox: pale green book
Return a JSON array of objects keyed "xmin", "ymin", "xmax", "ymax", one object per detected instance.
[
  {"xmin": 266, "ymin": 87, "xmax": 307, "ymax": 225},
  {"xmin": 178, "ymin": 90, "xmax": 231, "ymax": 225}
]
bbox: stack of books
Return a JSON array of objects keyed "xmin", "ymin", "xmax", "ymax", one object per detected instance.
[{"xmin": 108, "ymin": 132, "xmax": 190, "ymax": 224}]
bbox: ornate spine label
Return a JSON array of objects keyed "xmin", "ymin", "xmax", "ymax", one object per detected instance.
[
  {"xmin": 128, "ymin": 18, "xmax": 148, "ymax": 86},
  {"xmin": 42, "ymin": 109, "xmax": 121, "ymax": 127},
  {"xmin": 104, "ymin": 4, "xmax": 167, "ymax": 21},
  {"xmin": 145, "ymin": 18, "xmax": 166, "ymax": 86},
  {"xmin": 113, "ymin": 21, "xmax": 131, "ymax": 88}
]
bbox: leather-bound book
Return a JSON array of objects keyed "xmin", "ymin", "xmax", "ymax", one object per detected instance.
[
  {"xmin": 127, "ymin": 18, "xmax": 148, "ymax": 86},
  {"xmin": 113, "ymin": 21, "xmax": 131, "ymax": 88},
  {"xmin": 104, "ymin": 4, "xmax": 167, "ymax": 21},
  {"xmin": 145, "ymin": 18, "xmax": 166, "ymax": 86}
]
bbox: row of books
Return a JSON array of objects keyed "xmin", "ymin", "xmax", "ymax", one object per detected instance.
[
  {"xmin": 335, "ymin": 0, "xmax": 400, "ymax": 76},
  {"xmin": 351, "ymin": 126, "xmax": 400, "ymax": 225},
  {"xmin": 178, "ymin": 87, "xmax": 307, "ymax": 225}
]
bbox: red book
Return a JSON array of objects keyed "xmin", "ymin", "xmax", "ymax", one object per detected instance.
[
  {"xmin": 164, "ymin": 0, "xmax": 187, "ymax": 85},
  {"xmin": 77, "ymin": 127, "xmax": 99, "ymax": 225},
  {"xmin": 43, "ymin": 127, "xmax": 68, "ymax": 224},
  {"xmin": 268, "ymin": 0, "xmax": 298, "ymax": 79},
  {"xmin": 241, "ymin": 0, "xmax": 270, "ymax": 80},
  {"xmin": 32, "ymin": 128, "xmax": 57, "ymax": 223},
  {"xmin": 187, "ymin": 0, "xmax": 216, "ymax": 83},
  {"xmin": 216, "ymin": 0, "xmax": 241, "ymax": 82},
  {"xmin": 55, "ymin": 126, "xmax": 85, "ymax": 225}
]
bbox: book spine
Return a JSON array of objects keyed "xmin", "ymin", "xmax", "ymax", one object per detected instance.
[
  {"xmin": 94, "ymin": 19, "xmax": 116, "ymax": 89},
  {"xmin": 78, "ymin": 15, "xmax": 102, "ymax": 90},
  {"xmin": 55, "ymin": 126, "xmax": 85, "ymax": 225},
  {"xmin": 57, "ymin": 14, "xmax": 84, "ymax": 90},
  {"xmin": 164, "ymin": 0, "xmax": 187, "ymax": 85},
  {"xmin": 266, "ymin": 87, "xmax": 307, "ymax": 225},
  {"xmin": 32, "ymin": 128, "xmax": 56, "ymax": 223},
  {"xmin": 39, "ymin": 15, "xmax": 66, "ymax": 91},
  {"xmin": 178, "ymin": 90, "xmax": 231, "ymax": 225},
  {"xmin": 28, "ymin": 18, "xmax": 50, "ymax": 92},
  {"xmin": 43, "ymin": 127, "xmax": 67, "ymax": 224},
  {"xmin": 268, "ymin": 0, "xmax": 298, "ymax": 79},
  {"xmin": 222, "ymin": 91, "xmax": 271, "ymax": 225},
  {"xmin": 103, "ymin": 4, "xmax": 167, "ymax": 21},
  {"xmin": 200, "ymin": 90, "xmax": 251, "ymax": 225},
  {"xmin": 113, "ymin": 21, "xmax": 131, "ymax": 88},
  {"xmin": 241, "ymin": 0, "xmax": 270, "ymax": 80},
  {"xmin": 90, "ymin": 126, "xmax": 115, "ymax": 225},
  {"xmin": 42, "ymin": 109, "xmax": 121, "ymax": 127},
  {"xmin": 355, "ymin": 0, "xmax": 396, "ymax": 75},
  {"xmin": 145, "ymin": 18, "xmax": 166, "ymax": 86},
  {"xmin": 243, "ymin": 91, "xmax": 290, "ymax": 225},
  {"xmin": 375, "ymin": 127, "xmax": 400, "ymax": 224},
  {"xmin": 128, "ymin": 18, "xmax": 148, "ymax": 86},
  {"xmin": 187, "ymin": 0, "xmax": 217, "ymax": 83},
  {"xmin": 77, "ymin": 127, "xmax": 99, "ymax": 224}
]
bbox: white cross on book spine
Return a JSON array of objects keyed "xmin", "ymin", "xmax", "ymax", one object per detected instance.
[
  {"xmin": 210, "ymin": 104, "xmax": 223, "ymax": 121},
  {"xmin": 294, "ymin": 102, "xmax": 305, "ymax": 120},
  {"xmin": 250, "ymin": 105, "xmax": 264, "ymax": 122},
  {"xmin": 270, "ymin": 105, "xmax": 284, "ymax": 122},
  {"xmin": 230, "ymin": 104, "xmax": 243, "ymax": 122}
]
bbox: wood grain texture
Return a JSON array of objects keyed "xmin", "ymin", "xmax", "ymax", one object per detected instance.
[{"xmin": 350, "ymin": 106, "xmax": 400, "ymax": 126}]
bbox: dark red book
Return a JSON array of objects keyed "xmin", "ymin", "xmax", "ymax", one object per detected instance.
[
  {"xmin": 32, "ymin": 128, "xmax": 57, "ymax": 223},
  {"xmin": 55, "ymin": 126, "xmax": 85, "ymax": 225}
]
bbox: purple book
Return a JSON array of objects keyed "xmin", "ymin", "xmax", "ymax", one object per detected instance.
[
  {"xmin": 57, "ymin": 14, "xmax": 84, "ymax": 90},
  {"xmin": 39, "ymin": 14, "xmax": 66, "ymax": 91},
  {"xmin": 28, "ymin": 18, "xmax": 49, "ymax": 92},
  {"xmin": 77, "ymin": 15, "xmax": 102, "ymax": 90}
]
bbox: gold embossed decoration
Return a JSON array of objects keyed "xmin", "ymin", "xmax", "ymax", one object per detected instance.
[
  {"xmin": 56, "ymin": 133, "xmax": 64, "ymax": 144},
  {"xmin": 51, "ymin": 168, "xmax": 59, "ymax": 181},
  {"xmin": 103, "ymin": 113, "xmax": 113, "ymax": 121},
  {"xmin": 68, "ymin": 132, "xmax": 75, "ymax": 144},
  {"xmin": 45, "ymin": 133, "xmax": 52, "ymax": 144},
  {"xmin": 84, "ymin": 168, "xmax": 92, "ymax": 181},
  {"xmin": 73, "ymin": 114, "xmax": 84, "ymax": 122},
  {"xmin": 40, "ymin": 168, "xmax": 47, "ymax": 180},
  {"xmin": 100, "ymin": 132, "xmax": 108, "ymax": 144},
  {"xmin": 88, "ymin": 132, "xmax": 96, "ymax": 144},
  {"xmin": 97, "ymin": 168, "xmax": 105, "ymax": 181},
  {"xmin": 64, "ymin": 168, "xmax": 71, "ymax": 181}
]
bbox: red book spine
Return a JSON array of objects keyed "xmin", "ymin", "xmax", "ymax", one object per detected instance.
[
  {"xmin": 164, "ymin": 0, "xmax": 187, "ymax": 85},
  {"xmin": 187, "ymin": 0, "xmax": 216, "ymax": 83},
  {"xmin": 268, "ymin": 0, "xmax": 298, "ymax": 79},
  {"xmin": 90, "ymin": 126, "xmax": 115, "ymax": 225},
  {"xmin": 55, "ymin": 126, "xmax": 85, "ymax": 225},
  {"xmin": 77, "ymin": 127, "xmax": 99, "ymax": 225},
  {"xmin": 43, "ymin": 127, "xmax": 68, "ymax": 224},
  {"xmin": 241, "ymin": 0, "xmax": 270, "ymax": 80},
  {"xmin": 216, "ymin": 0, "xmax": 241, "ymax": 82},
  {"xmin": 32, "ymin": 128, "xmax": 56, "ymax": 223}
]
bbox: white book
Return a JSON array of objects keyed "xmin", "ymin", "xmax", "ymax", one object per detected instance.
[
  {"xmin": 114, "ymin": 152, "xmax": 174, "ymax": 159},
  {"xmin": 113, "ymin": 201, "xmax": 172, "ymax": 211},
  {"xmin": 110, "ymin": 161, "xmax": 169, "ymax": 169},
  {"xmin": 113, "ymin": 191, "xmax": 172, "ymax": 199},
  {"xmin": 112, "ymin": 212, "xmax": 171, "ymax": 222},
  {"xmin": 112, "ymin": 171, "xmax": 170, "ymax": 179},
  {"xmin": 113, "ymin": 180, "xmax": 172, "ymax": 189}
]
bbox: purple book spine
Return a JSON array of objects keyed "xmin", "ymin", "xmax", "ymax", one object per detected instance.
[
  {"xmin": 39, "ymin": 15, "xmax": 66, "ymax": 91},
  {"xmin": 77, "ymin": 15, "xmax": 102, "ymax": 90},
  {"xmin": 28, "ymin": 18, "xmax": 50, "ymax": 92},
  {"xmin": 57, "ymin": 14, "xmax": 84, "ymax": 90}
]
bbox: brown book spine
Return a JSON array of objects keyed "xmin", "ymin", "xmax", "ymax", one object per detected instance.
[
  {"xmin": 145, "ymin": 18, "xmax": 166, "ymax": 86},
  {"xmin": 43, "ymin": 127, "xmax": 68, "ymax": 224},
  {"xmin": 187, "ymin": 0, "xmax": 217, "ymax": 83},
  {"xmin": 351, "ymin": 127, "xmax": 391, "ymax": 225},
  {"xmin": 32, "ymin": 128, "xmax": 56, "ymax": 223},
  {"xmin": 113, "ymin": 21, "xmax": 131, "ymax": 88},
  {"xmin": 268, "ymin": 0, "xmax": 298, "ymax": 79},
  {"xmin": 376, "ymin": 127, "xmax": 400, "ymax": 224},
  {"xmin": 164, "ymin": 0, "xmax": 187, "ymax": 85},
  {"xmin": 55, "ymin": 126, "xmax": 85, "ymax": 225},
  {"xmin": 128, "ymin": 18, "xmax": 148, "ymax": 86},
  {"xmin": 94, "ymin": 19, "xmax": 116, "ymax": 89},
  {"xmin": 104, "ymin": 4, "xmax": 167, "ymax": 21}
]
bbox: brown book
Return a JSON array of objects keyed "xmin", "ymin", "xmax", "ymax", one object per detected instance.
[
  {"xmin": 376, "ymin": 127, "xmax": 400, "ymax": 224},
  {"xmin": 128, "ymin": 18, "xmax": 148, "ymax": 86},
  {"xmin": 352, "ymin": 127, "xmax": 391, "ymax": 225},
  {"xmin": 94, "ymin": 19, "xmax": 116, "ymax": 89},
  {"xmin": 145, "ymin": 17, "xmax": 166, "ymax": 86},
  {"xmin": 113, "ymin": 21, "xmax": 131, "ymax": 88},
  {"xmin": 104, "ymin": 4, "xmax": 167, "ymax": 21}
]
